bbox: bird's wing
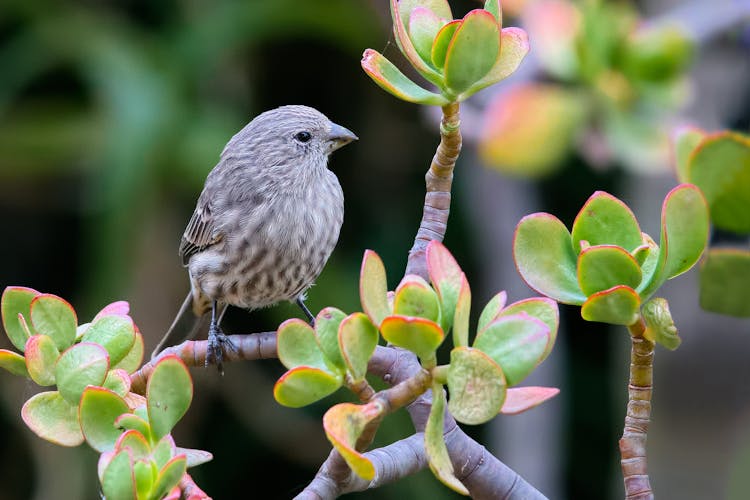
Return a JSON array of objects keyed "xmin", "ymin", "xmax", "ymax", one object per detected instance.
[{"xmin": 179, "ymin": 200, "xmax": 223, "ymax": 266}]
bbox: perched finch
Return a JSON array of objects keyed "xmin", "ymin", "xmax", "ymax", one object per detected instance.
[{"xmin": 153, "ymin": 105, "xmax": 357, "ymax": 370}]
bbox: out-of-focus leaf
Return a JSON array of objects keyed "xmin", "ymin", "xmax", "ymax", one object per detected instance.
[
  {"xmin": 687, "ymin": 132, "xmax": 750, "ymax": 234},
  {"xmin": 0, "ymin": 349, "xmax": 29, "ymax": 377},
  {"xmin": 103, "ymin": 368, "xmax": 132, "ymax": 397},
  {"xmin": 479, "ymin": 84, "xmax": 586, "ymax": 177},
  {"xmin": 672, "ymin": 126, "xmax": 705, "ymax": 183},
  {"xmin": 101, "ymin": 449, "xmax": 136, "ymax": 500},
  {"xmin": 699, "ymin": 248, "xmax": 750, "ymax": 318}
]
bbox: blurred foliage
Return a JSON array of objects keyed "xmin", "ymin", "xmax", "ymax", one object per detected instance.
[{"xmin": 479, "ymin": 0, "xmax": 694, "ymax": 177}]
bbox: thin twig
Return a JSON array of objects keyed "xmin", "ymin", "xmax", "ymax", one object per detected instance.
[{"xmin": 620, "ymin": 318, "xmax": 655, "ymax": 500}]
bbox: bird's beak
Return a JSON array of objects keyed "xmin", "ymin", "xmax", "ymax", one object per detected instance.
[{"xmin": 328, "ymin": 123, "xmax": 358, "ymax": 152}]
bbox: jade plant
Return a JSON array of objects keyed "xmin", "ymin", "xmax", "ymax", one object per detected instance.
[
  {"xmin": 361, "ymin": 0, "xmax": 529, "ymax": 105},
  {"xmin": 513, "ymin": 183, "xmax": 709, "ymax": 497},
  {"xmin": 673, "ymin": 128, "xmax": 750, "ymax": 317},
  {"xmin": 0, "ymin": 287, "xmax": 209, "ymax": 499},
  {"xmin": 274, "ymin": 241, "xmax": 559, "ymax": 493}
]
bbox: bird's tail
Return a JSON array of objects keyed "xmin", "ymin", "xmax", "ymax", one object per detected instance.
[{"xmin": 151, "ymin": 291, "xmax": 227, "ymax": 358}]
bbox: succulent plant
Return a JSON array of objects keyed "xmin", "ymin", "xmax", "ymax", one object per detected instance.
[{"xmin": 361, "ymin": 0, "xmax": 529, "ymax": 105}]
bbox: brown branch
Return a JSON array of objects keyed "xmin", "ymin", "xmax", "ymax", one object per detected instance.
[
  {"xmin": 129, "ymin": 332, "xmax": 277, "ymax": 394},
  {"xmin": 620, "ymin": 318, "xmax": 655, "ymax": 500},
  {"xmin": 405, "ymin": 102, "xmax": 462, "ymax": 280},
  {"xmin": 180, "ymin": 472, "xmax": 212, "ymax": 500}
]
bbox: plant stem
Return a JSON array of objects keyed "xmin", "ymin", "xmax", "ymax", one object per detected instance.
[
  {"xmin": 620, "ymin": 317, "xmax": 655, "ymax": 500},
  {"xmin": 404, "ymin": 102, "xmax": 462, "ymax": 280}
]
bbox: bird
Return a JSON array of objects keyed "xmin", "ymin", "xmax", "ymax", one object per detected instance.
[{"xmin": 152, "ymin": 105, "xmax": 357, "ymax": 372}]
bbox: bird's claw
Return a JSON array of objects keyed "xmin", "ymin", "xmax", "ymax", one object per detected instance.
[{"xmin": 206, "ymin": 325, "xmax": 237, "ymax": 375}]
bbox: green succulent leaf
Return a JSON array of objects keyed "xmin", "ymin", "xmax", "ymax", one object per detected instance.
[
  {"xmin": 80, "ymin": 386, "xmax": 130, "ymax": 453},
  {"xmin": 447, "ymin": 347, "xmax": 506, "ymax": 425},
  {"xmin": 431, "ymin": 20, "xmax": 461, "ymax": 69},
  {"xmin": 24, "ymin": 334, "xmax": 60, "ymax": 386},
  {"xmin": 496, "ymin": 298, "xmax": 559, "ymax": 360},
  {"xmin": 466, "ymin": 27, "xmax": 530, "ymax": 96},
  {"xmin": 323, "ymin": 402, "xmax": 383, "ymax": 480},
  {"xmin": 500, "ymin": 386, "xmax": 560, "ymax": 415},
  {"xmin": 81, "ymin": 315, "xmax": 136, "ymax": 367},
  {"xmin": 115, "ymin": 413, "xmax": 151, "ymax": 439},
  {"xmin": 338, "ymin": 313, "xmax": 379, "ymax": 381},
  {"xmin": 30, "ymin": 294, "xmax": 77, "ymax": 352},
  {"xmin": 177, "ymin": 447, "xmax": 213, "ymax": 468},
  {"xmin": 514, "ymin": 213, "xmax": 586, "ymax": 304},
  {"xmin": 473, "ymin": 313, "xmax": 550, "ymax": 386},
  {"xmin": 93, "ymin": 301, "xmax": 130, "ymax": 321},
  {"xmin": 642, "ymin": 297, "xmax": 680, "ymax": 350},
  {"xmin": 444, "ymin": 9, "xmax": 500, "ymax": 96},
  {"xmin": 409, "ymin": 7, "xmax": 446, "ymax": 65},
  {"xmin": 380, "ymin": 315, "xmax": 444, "ymax": 361},
  {"xmin": 103, "ymin": 368, "xmax": 132, "ymax": 397},
  {"xmin": 484, "ymin": 0, "xmax": 501, "ymax": 23},
  {"xmin": 55, "ymin": 342, "xmax": 110, "ymax": 404},
  {"xmin": 673, "ymin": 126, "xmax": 705, "ymax": 183},
  {"xmin": 152, "ymin": 435, "xmax": 177, "ymax": 469},
  {"xmin": 699, "ymin": 248, "xmax": 750, "ymax": 318},
  {"xmin": 580, "ymin": 285, "xmax": 640, "ymax": 325},
  {"xmin": 687, "ymin": 132, "xmax": 750, "ymax": 234},
  {"xmin": 151, "ymin": 455, "xmax": 187, "ymax": 500},
  {"xmin": 1, "ymin": 286, "xmax": 40, "ymax": 352},
  {"xmin": 0, "ymin": 349, "xmax": 29, "ymax": 377},
  {"xmin": 21, "ymin": 391, "xmax": 84, "ymax": 446},
  {"xmin": 273, "ymin": 366, "xmax": 342, "ymax": 408},
  {"xmin": 101, "ymin": 449, "xmax": 136, "ymax": 500},
  {"xmin": 393, "ymin": 275, "xmax": 442, "ymax": 324},
  {"xmin": 426, "ymin": 240, "xmax": 465, "ymax": 336},
  {"xmin": 278, "ymin": 318, "xmax": 337, "ymax": 374},
  {"xmin": 361, "ymin": 49, "xmax": 449, "ymax": 106},
  {"xmin": 577, "ymin": 245, "xmax": 643, "ymax": 296},
  {"xmin": 571, "ymin": 191, "xmax": 643, "ymax": 253},
  {"xmin": 314, "ymin": 307, "xmax": 348, "ymax": 372},
  {"xmin": 477, "ymin": 291, "xmax": 508, "ymax": 333},
  {"xmin": 391, "ymin": 0, "xmax": 449, "ymax": 85},
  {"xmin": 112, "ymin": 331, "xmax": 144, "ymax": 374},
  {"xmin": 452, "ymin": 275, "xmax": 471, "ymax": 348},
  {"xmin": 133, "ymin": 459, "xmax": 155, "ymax": 500},
  {"xmin": 359, "ymin": 250, "xmax": 392, "ymax": 328},
  {"xmin": 647, "ymin": 184, "xmax": 709, "ymax": 294},
  {"xmin": 116, "ymin": 430, "xmax": 151, "ymax": 460},
  {"xmin": 147, "ymin": 355, "xmax": 193, "ymax": 441},
  {"xmin": 424, "ymin": 382, "xmax": 469, "ymax": 495}
]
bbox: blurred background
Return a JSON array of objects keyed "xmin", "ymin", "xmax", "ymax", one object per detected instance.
[{"xmin": 0, "ymin": 0, "xmax": 748, "ymax": 498}]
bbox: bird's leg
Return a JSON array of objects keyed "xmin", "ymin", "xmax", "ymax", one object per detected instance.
[
  {"xmin": 296, "ymin": 297, "xmax": 316, "ymax": 326},
  {"xmin": 206, "ymin": 300, "xmax": 237, "ymax": 374}
]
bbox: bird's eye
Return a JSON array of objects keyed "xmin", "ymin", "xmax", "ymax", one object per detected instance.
[{"xmin": 294, "ymin": 131, "xmax": 312, "ymax": 143}]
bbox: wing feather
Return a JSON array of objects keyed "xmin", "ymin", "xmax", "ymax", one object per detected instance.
[{"xmin": 179, "ymin": 201, "xmax": 222, "ymax": 265}]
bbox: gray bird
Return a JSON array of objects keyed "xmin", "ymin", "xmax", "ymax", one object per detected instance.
[{"xmin": 153, "ymin": 105, "xmax": 357, "ymax": 370}]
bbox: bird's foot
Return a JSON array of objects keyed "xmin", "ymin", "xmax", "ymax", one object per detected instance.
[{"xmin": 206, "ymin": 324, "xmax": 237, "ymax": 375}]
